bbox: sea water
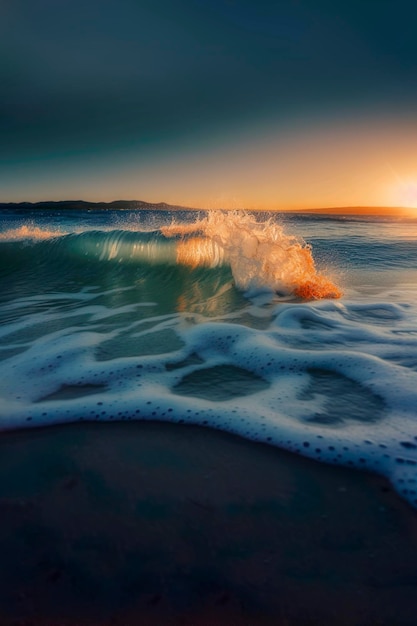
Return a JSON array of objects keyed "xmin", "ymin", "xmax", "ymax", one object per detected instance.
[{"xmin": 1, "ymin": 207, "xmax": 417, "ymax": 507}]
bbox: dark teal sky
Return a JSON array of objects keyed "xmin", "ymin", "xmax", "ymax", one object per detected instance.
[{"xmin": 1, "ymin": 0, "xmax": 417, "ymax": 205}]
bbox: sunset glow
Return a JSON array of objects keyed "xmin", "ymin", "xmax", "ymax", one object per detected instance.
[
  {"xmin": 398, "ymin": 181, "xmax": 417, "ymax": 210},
  {"xmin": 3, "ymin": 4, "xmax": 417, "ymax": 619},
  {"xmin": 3, "ymin": 112, "xmax": 415, "ymax": 215},
  {"xmin": 1, "ymin": 1, "xmax": 416, "ymax": 216}
]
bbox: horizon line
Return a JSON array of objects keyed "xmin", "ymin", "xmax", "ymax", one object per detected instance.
[{"xmin": 0, "ymin": 199, "xmax": 416, "ymax": 215}]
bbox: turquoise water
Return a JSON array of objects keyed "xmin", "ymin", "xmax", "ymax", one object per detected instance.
[{"xmin": 1, "ymin": 208, "xmax": 417, "ymax": 507}]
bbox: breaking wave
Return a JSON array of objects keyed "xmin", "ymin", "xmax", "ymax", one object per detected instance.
[
  {"xmin": 0, "ymin": 211, "xmax": 341, "ymax": 300},
  {"xmin": 2, "ymin": 208, "xmax": 417, "ymax": 508}
]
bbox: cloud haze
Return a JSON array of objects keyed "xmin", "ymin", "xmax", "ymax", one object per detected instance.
[{"xmin": 2, "ymin": 0, "xmax": 417, "ymax": 208}]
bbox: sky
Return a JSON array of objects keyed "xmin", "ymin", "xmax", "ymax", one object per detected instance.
[{"xmin": 1, "ymin": 0, "xmax": 417, "ymax": 210}]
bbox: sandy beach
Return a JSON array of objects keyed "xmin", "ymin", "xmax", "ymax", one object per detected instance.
[{"xmin": 0, "ymin": 421, "xmax": 416, "ymax": 625}]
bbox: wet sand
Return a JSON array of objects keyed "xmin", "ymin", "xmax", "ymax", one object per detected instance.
[{"xmin": 0, "ymin": 421, "xmax": 416, "ymax": 625}]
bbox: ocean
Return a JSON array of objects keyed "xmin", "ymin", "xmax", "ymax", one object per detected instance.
[{"xmin": 1, "ymin": 206, "xmax": 417, "ymax": 509}]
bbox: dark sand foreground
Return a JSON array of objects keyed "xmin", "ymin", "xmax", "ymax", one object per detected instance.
[{"xmin": 0, "ymin": 422, "xmax": 416, "ymax": 625}]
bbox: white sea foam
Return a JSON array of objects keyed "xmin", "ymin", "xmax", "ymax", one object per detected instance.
[
  {"xmin": 1, "ymin": 291, "xmax": 417, "ymax": 507},
  {"xmin": 2, "ymin": 210, "xmax": 417, "ymax": 507}
]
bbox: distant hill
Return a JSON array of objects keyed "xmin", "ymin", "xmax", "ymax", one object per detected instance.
[
  {"xmin": 0, "ymin": 200, "xmax": 195, "ymax": 212},
  {"xmin": 288, "ymin": 206, "xmax": 414, "ymax": 216}
]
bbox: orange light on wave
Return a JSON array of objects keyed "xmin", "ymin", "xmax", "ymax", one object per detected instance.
[
  {"xmin": 293, "ymin": 276, "xmax": 342, "ymax": 300},
  {"xmin": 174, "ymin": 236, "xmax": 342, "ymax": 300},
  {"xmin": 0, "ymin": 225, "xmax": 64, "ymax": 241},
  {"xmin": 289, "ymin": 245, "xmax": 342, "ymax": 300},
  {"xmin": 176, "ymin": 237, "xmax": 225, "ymax": 268}
]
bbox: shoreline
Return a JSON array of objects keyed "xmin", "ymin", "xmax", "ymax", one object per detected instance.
[{"xmin": 0, "ymin": 420, "xmax": 416, "ymax": 625}]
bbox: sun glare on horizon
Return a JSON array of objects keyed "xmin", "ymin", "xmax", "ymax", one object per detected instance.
[
  {"xmin": 387, "ymin": 169, "xmax": 417, "ymax": 212},
  {"xmin": 401, "ymin": 182, "xmax": 417, "ymax": 210},
  {"xmin": 389, "ymin": 181, "xmax": 417, "ymax": 215}
]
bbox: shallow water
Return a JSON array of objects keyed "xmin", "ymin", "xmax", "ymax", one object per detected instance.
[{"xmin": 1, "ymin": 207, "xmax": 417, "ymax": 507}]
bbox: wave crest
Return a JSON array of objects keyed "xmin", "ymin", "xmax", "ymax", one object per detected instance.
[
  {"xmin": 166, "ymin": 211, "xmax": 342, "ymax": 299},
  {"xmin": 0, "ymin": 224, "xmax": 66, "ymax": 241}
]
